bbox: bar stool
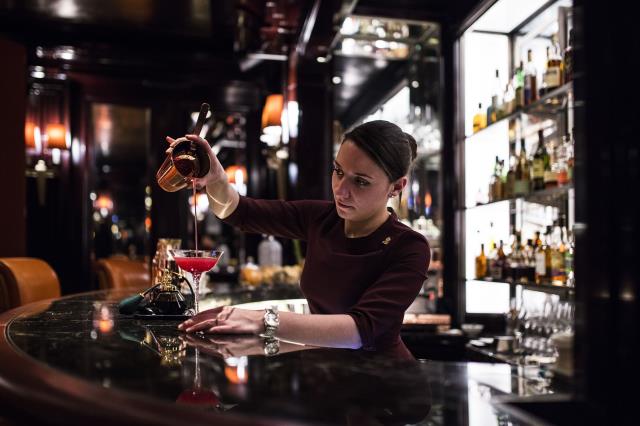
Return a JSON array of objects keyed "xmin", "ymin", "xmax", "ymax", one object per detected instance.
[
  {"xmin": 95, "ymin": 258, "xmax": 150, "ymax": 291},
  {"xmin": 0, "ymin": 258, "xmax": 61, "ymax": 313}
]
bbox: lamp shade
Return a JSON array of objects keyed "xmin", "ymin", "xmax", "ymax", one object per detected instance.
[
  {"xmin": 45, "ymin": 123, "xmax": 68, "ymax": 149},
  {"xmin": 24, "ymin": 122, "xmax": 39, "ymax": 149},
  {"xmin": 261, "ymin": 94, "xmax": 283, "ymax": 129},
  {"xmin": 225, "ymin": 165, "xmax": 247, "ymax": 184}
]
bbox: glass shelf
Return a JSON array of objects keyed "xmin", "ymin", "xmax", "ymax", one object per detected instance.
[
  {"xmin": 469, "ymin": 278, "xmax": 575, "ymax": 298},
  {"xmin": 465, "ymin": 82, "xmax": 573, "ymax": 140},
  {"xmin": 465, "ymin": 184, "xmax": 573, "ymax": 210}
]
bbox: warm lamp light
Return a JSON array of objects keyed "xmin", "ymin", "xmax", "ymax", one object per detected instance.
[
  {"xmin": 45, "ymin": 123, "xmax": 68, "ymax": 149},
  {"xmin": 261, "ymin": 94, "xmax": 283, "ymax": 130},
  {"xmin": 94, "ymin": 194, "xmax": 114, "ymax": 216},
  {"xmin": 225, "ymin": 165, "xmax": 247, "ymax": 184},
  {"xmin": 24, "ymin": 122, "xmax": 40, "ymax": 150}
]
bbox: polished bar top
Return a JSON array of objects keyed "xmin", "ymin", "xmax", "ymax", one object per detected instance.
[{"xmin": 0, "ymin": 289, "xmax": 564, "ymax": 425}]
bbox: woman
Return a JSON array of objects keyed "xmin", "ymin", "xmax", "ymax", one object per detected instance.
[{"xmin": 172, "ymin": 120, "xmax": 430, "ymax": 358}]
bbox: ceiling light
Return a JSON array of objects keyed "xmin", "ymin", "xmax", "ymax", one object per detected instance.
[
  {"xmin": 316, "ymin": 56, "xmax": 327, "ymax": 63},
  {"xmin": 332, "ymin": 76, "xmax": 342, "ymax": 85}
]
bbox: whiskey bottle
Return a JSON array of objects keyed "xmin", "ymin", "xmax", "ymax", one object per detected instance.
[
  {"xmin": 524, "ymin": 49, "xmax": 538, "ymax": 105},
  {"xmin": 531, "ymin": 130, "xmax": 548, "ymax": 191},
  {"xmin": 514, "ymin": 61, "xmax": 525, "ymax": 109},
  {"xmin": 504, "ymin": 153, "xmax": 516, "ymax": 199},
  {"xmin": 564, "ymin": 29, "xmax": 574, "ymax": 84},
  {"xmin": 487, "ymin": 70, "xmax": 501, "ymax": 124},
  {"xmin": 489, "ymin": 240, "xmax": 506, "ymax": 280},
  {"xmin": 541, "ymin": 36, "xmax": 563, "ymax": 95},
  {"xmin": 550, "ymin": 220, "xmax": 567, "ymax": 285},
  {"xmin": 475, "ymin": 243, "xmax": 487, "ymax": 279},
  {"xmin": 534, "ymin": 230, "xmax": 548, "ymax": 284},
  {"xmin": 489, "ymin": 156, "xmax": 504, "ymax": 201},
  {"xmin": 473, "ymin": 103, "xmax": 486, "ymax": 133},
  {"xmin": 514, "ymin": 138, "xmax": 530, "ymax": 196}
]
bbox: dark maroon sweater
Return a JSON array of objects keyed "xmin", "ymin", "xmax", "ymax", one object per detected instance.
[{"xmin": 223, "ymin": 196, "xmax": 430, "ymax": 355}]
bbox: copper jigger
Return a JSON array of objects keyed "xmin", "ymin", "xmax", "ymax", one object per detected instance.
[{"xmin": 157, "ymin": 103, "xmax": 211, "ymax": 192}]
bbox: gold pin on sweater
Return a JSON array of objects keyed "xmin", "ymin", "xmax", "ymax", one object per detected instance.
[{"xmin": 382, "ymin": 237, "xmax": 391, "ymax": 245}]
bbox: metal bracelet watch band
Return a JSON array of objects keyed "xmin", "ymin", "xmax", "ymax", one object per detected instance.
[{"xmin": 263, "ymin": 306, "xmax": 279, "ymax": 338}]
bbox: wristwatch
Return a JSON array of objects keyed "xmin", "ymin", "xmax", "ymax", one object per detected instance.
[
  {"xmin": 263, "ymin": 306, "xmax": 279, "ymax": 338},
  {"xmin": 263, "ymin": 337, "xmax": 280, "ymax": 356}
]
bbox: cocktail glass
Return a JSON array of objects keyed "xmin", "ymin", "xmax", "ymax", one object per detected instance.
[{"xmin": 170, "ymin": 249, "xmax": 223, "ymax": 314}]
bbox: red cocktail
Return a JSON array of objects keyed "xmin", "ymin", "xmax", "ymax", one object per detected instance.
[{"xmin": 170, "ymin": 249, "xmax": 223, "ymax": 314}]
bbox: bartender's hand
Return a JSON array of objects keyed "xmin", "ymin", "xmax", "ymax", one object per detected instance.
[
  {"xmin": 181, "ymin": 334, "xmax": 264, "ymax": 359},
  {"xmin": 165, "ymin": 134, "xmax": 227, "ymax": 189},
  {"xmin": 178, "ymin": 306, "xmax": 263, "ymax": 335}
]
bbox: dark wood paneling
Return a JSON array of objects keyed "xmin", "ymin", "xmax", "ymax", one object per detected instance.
[
  {"xmin": 0, "ymin": 37, "xmax": 26, "ymax": 257},
  {"xmin": 296, "ymin": 58, "xmax": 333, "ymax": 201},
  {"xmin": 574, "ymin": 0, "xmax": 639, "ymax": 423}
]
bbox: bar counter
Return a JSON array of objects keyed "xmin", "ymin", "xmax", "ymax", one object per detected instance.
[{"xmin": 0, "ymin": 288, "xmax": 566, "ymax": 425}]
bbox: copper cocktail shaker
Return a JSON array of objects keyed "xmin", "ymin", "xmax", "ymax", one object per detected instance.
[{"xmin": 156, "ymin": 103, "xmax": 211, "ymax": 192}]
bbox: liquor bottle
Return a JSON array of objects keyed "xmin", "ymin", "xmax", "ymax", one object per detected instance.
[
  {"xmin": 567, "ymin": 128, "xmax": 575, "ymax": 181},
  {"xmin": 512, "ymin": 232, "xmax": 527, "ymax": 283},
  {"xmin": 565, "ymin": 227, "xmax": 575, "ymax": 287},
  {"xmin": 534, "ymin": 231, "xmax": 543, "ymax": 249},
  {"xmin": 531, "ymin": 130, "xmax": 548, "ymax": 191},
  {"xmin": 472, "ymin": 103, "xmax": 486, "ymax": 133},
  {"xmin": 544, "ymin": 145, "xmax": 558, "ymax": 189},
  {"xmin": 541, "ymin": 36, "xmax": 563, "ymax": 95},
  {"xmin": 489, "ymin": 156, "xmax": 503, "ymax": 201},
  {"xmin": 524, "ymin": 49, "xmax": 538, "ymax": 105},
  {"xmin": 550, "ymin": 220, "xmax": 567, "ymax": 286},
  {"xmin": 504, "ymin": 153, "xmax": 516, "ymax": 199},
  {"xmin": 489, "ymin": 240, "xmax": 506, "ymax": 280},
  {"xmin": 475, "ymin": 243, "xmax": 487, "ymax": 279},
  {"xmin": 503, "ymin": 83, "xmax": 515, "ymax": 115},
  {"xmin": 487, "ymin": 242, "xmax": 498, "ymax": 279},
  {"xmin": 535, "ymin": 230, "xmax": 548, "ymax": 284},
  {"xmin": 514, "ymin": 138, "xmax": 530, "ymax": 196},
  {"xmin": 524, "ymin": 239, "xmax": 536, "ymax": 283},
  {"xmin": 555, "ymin": 133, "xmax": 570, "ymax": 186},
  {"xmin": 514, "ymin": 61, "xmax": 525, "ymax": 109},
  {"xmin": 544, "ymin": 226, "xmax": 553, "ymax": 283},
  {"xmin": 564, "ymin": 29, "xmax": 574, "ymax": 84},
  {"xmin": 487, "ymin": 70, "xmax": 501, "ymax": 124}
]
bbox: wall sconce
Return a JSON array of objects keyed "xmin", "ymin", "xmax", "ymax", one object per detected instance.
[
  {"xmin": 225, "ymin": 165, "xmax": 247, "ymax": 196},
  {"xmin": 261, "ymin": 94, "xmax": 283, "ymax": 132},
  {"xmin": 44, "ymin": 123, "xmax": 69, "ymax": 150},
  {"xmin": 24, "ymin": 122, "xmax": 41, "ymax": 151},
  {"xmin": 94, "ymin": 194, "xmax": 114, "ymax": 218}
]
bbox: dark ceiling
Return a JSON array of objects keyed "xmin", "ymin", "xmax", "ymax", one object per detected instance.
[{"xmin": 0, "ymin": 0, "xmax": 479, "ymax": 124}]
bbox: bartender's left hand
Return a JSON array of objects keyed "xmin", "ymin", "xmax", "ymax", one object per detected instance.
[{"xmin": 178, "ymin": 306, "xmax": 263, "ymax": 335}]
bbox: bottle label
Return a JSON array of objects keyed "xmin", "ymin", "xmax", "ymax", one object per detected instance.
[
  {"xmin": 544, "ymin": 68, "xmax": 561, "ymax": 88},
  {"xmin": 514, "ymin": 180, "xmax": 529, "ymax": 195},
  {"xmin": 551, "ymin": 253, "xmax": 564, "ymax": 275},
  {"xmin": 532, "ymin": 160, "xmax": 544, "ymax": 178},
  {"xmin": 544, "ymin": 170, "xmax": 558, "ymax": 184},
  {"xmin": 535, "ymin": 252, "xmax": 546, "ymax": 276}
]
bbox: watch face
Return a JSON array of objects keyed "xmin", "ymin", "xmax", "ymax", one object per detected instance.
[{"xmin": 265, "ymin": 313, "xmax": 279, "ymax": 327}]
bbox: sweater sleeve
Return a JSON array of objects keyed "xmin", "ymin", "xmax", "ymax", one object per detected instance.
[
  {"xmin": 346, "ymin": 232, "xmax": 430, "ymax": 350},
  {"xmin": 221, "ymin": 196, "xmax": 328, "ymax": 241}
]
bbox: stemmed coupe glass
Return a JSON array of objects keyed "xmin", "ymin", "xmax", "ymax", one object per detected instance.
[{"xmin": 170, "ymin": 249, "xmax": 224, "ymax": 314}]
